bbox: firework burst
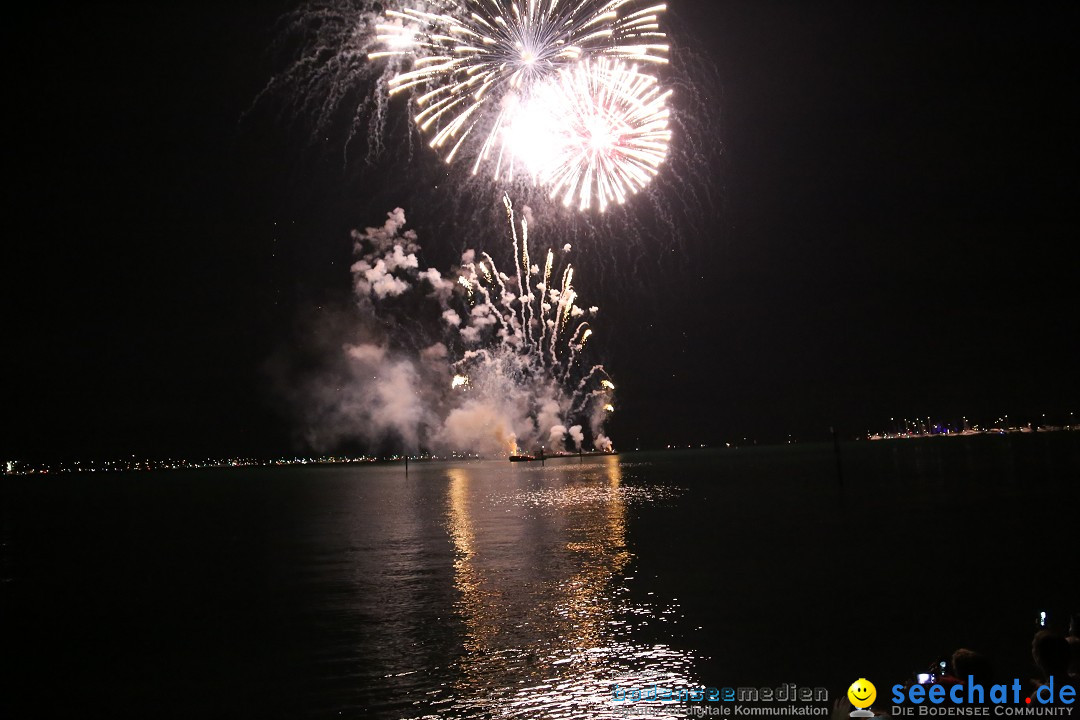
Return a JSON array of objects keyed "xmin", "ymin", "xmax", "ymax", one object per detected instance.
[
  {"xmin": 256, "ymin": 0, "xmax": 720, "ymax": 266},
  {"xmin": 369, "ymin": 0, "xmax": 671, "ymax": 209},
  {"xmin": 506, "ymin": 58, "xmax": 672, "ymax": 211}
]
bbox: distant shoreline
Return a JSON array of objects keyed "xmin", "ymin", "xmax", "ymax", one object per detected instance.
[
  {"xmin": 6, "ymin": 429, "xmax": 1079, "ymax": 477},
  {"xmin": 867, "ymin": 426, "xmax": 1079, "ymax": 441}
]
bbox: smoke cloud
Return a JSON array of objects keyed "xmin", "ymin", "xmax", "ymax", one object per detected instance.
[{"xmin": 281, "ymin": 201, "xmax": 615, "ymax": 456}]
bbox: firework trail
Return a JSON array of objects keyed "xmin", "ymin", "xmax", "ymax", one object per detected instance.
[{"xmin": 295, "ymin": 197, "xmax": 615, "ymax": 456}]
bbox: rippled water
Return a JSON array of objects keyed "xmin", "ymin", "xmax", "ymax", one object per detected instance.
[
  {"xmin": 4, "ymin": 436, "xmax": 1079, "ymax": 718},
  {"xmin": 289, "ymin": 457, "xmax": 699, "ymax": 719}
]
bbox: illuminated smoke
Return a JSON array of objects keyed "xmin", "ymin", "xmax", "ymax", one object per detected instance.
[{"xmin": 299, "ymin": 197, "xmax": 616, "ymax": 455}]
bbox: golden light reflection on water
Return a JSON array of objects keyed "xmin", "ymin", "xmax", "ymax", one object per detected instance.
[{"xmin": 436, "ymin": 456, "xmax": 697, "ymax": 718}]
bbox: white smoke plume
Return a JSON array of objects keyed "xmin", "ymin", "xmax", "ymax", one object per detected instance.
[
  {"xmin": 549, "ymin": 425, "xmax": 567, "ymax": 452},
  {"xmin": 569, "ymin": 425, "xmax": 585, "ymax": 450}
]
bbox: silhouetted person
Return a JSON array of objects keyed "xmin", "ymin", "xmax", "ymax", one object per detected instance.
[
  {"xmin": 1067, "ymin": 636, "xmax": 1080, "ymax": 678},
  {"xmin": 1067, "ymin": 615, "xmax": 1080, "ymax": 677},
  {"xmin": 1030, "ymin": 631, "xmax": 1078, "ymax": 705},
  {"xmin": 951, "ymin": 648, "xmax": 994, "ymax": 687}
]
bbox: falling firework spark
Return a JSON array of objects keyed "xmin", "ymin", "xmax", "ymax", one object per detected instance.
[{"xmin": 451, "ymin": 196, "xmax": 601, "ymax": 382}]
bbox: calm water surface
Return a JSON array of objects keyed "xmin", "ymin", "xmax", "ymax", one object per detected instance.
[{"xmin": 4, "ymin": 435, "xmax": 1078, "ymax": 718}]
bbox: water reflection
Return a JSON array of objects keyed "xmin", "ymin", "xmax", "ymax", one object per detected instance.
[{"xmin": 434, "ymin": 456, "xmax": 697, "ymax": 718}]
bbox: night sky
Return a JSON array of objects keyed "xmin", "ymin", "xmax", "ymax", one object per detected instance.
[{"xmin": 5, "ymin": 1, "xmax": 1078, "ymax": 461}]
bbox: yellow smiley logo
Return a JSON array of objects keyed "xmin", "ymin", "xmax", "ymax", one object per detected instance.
[{"xmin": 848, "ymin": 678, "xmax": 877, "ymax": 709}]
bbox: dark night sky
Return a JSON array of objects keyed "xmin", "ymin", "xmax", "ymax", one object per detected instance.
[{"xmin": 4, "ymin": 1, "xmax": 1078, "ymax": 461}]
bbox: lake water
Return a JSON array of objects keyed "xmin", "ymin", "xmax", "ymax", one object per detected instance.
[{"xmin": 4, "ymin": 434, "xmax": 1078, "ymax": 718}]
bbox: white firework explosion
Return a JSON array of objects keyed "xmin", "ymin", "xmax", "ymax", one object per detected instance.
[
  {"xmin": 506, "ymin": 58, "xmax": 672, "ymax": 211},
  {"xmin": 369, "ymin": 0, "xmax": 671, "ymax": 209}
]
